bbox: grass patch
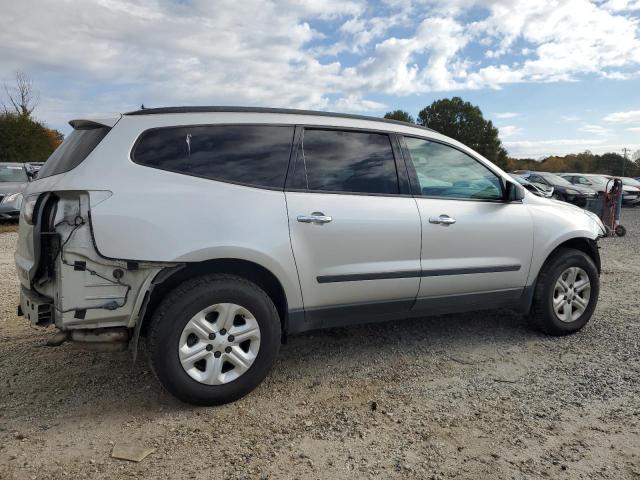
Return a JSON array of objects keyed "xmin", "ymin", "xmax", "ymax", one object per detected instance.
[{"xmin": 0, "ymin": 222, "xmax": 18, "ymax": 234}]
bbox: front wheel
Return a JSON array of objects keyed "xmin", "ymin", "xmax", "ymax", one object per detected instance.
[
  {"xmin": 529, "ymin": 248, "xmax": 599, "ymax": 335},
  {"xmin": 147, "ymin": 274, "xmax": 281, "ymax": 405}
]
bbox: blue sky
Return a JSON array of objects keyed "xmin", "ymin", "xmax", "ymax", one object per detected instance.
[{"xmin": 1, "ymin": 0, "xmax": 639, "ymax": 158}]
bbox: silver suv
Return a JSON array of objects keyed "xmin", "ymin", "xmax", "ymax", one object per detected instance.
[{"xmin": 15, "ymin": 107, "xmax": 605, "ymax": 405}]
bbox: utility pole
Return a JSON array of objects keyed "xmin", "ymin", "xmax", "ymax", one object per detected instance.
[{"xmin": 621, "ymin": 147, "xmax": 630, "ymax": 177}]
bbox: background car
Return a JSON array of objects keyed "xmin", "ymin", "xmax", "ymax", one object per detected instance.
[
  {"xmin": 511, "ymin": 174, "xmax": 554, "ymax": 198},
  {"xmin": 515, "ymin": 171, "xmax": 598, "ymax": 206},
  {"xmin": 0, "ymin": 163, "xmax": 28, "ymax": 221},
  {"xmin": 562, "ymin": 173, "xmax": 640, "ymax": 206},
  {"xmin": 25, "ymin": 162, "xmax": 45, "ymax": 179}
]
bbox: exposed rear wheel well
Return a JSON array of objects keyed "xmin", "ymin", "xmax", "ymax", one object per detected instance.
[{"xmin": 141, "ymin": 259, "xmax": 288, "ymax": 337}]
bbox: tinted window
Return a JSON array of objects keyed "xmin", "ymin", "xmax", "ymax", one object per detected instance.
[
  {"xmin": 38, "ymin": 127, "xmax": 111, "ymax": 179},
  {"xmin": 133, "ymin": 125, "xmax": 294, "ymax": 188},
  {"xmin": 404, "ymin": 137, "xmax": 502, "ymax": 200},
  {"xmin": 298, "ymin": 129, "xmax": 398, "ymax": 194}
]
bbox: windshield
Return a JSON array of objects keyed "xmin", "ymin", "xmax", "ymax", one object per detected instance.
[
  {"xmin": 542, "ymin": 173, "xmax": 573, "ymax": 186},
  {"xmin": 0, "ymin": 165, "xmax": 27, "ymax": 183},
  {"xmin": 511, "ymin": 175, "xmax": 528, "ymax": 185}
]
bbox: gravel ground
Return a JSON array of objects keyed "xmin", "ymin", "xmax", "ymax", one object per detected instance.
[{"xmin": 1, "ymin": 211, "xmax": 639, "ymax": 480}]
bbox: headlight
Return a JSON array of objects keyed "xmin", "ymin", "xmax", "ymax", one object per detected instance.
[
  {"xmin": 2, "ymin": 192, "xmax": 23, "ymax": 206},
  {"xmin": 565, "ymin": 188, "xmax": 579, "ymax": 195},
  {"xmin": 21, "ymin": 194, "xmax": 39, "ymax": 225}
]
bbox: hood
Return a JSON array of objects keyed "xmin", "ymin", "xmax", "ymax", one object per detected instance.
[
  {"xmin": 524, "ymin": 191, "xmax": 606, "ymax": 236},
  {"xmin": 0, "ymin": 181, "xmax": 27, "ymax": 194}
]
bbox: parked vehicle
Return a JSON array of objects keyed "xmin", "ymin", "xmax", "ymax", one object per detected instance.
[
  {"xmin": 561, "ymin": 173, "xmax": 640, "ymax": 206},
  {"xmin": 515, "ymin": 171, "xmax": 598, "ymax": 206},
  {"xmin": 0, "ymin": 163, "xmax": 28, "ymax": 220},
  {"xmin": 16, "ymin": 107, "xmax": 605, "ymax": 405},
  {"xmin": 511, "ymin": 174, "xmax": 554, "ymax": 198},
  {"xmin": 25, "ymin": 162, "xmax": 45, "ymax": 179}
]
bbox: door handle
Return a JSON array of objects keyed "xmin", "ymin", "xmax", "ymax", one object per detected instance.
[
  {"xmin": 428, "ymin": 214, "xmax": 456, "ymax": 226},
  {"xmin": 297, "ymin": 212, "xmax": 332, "ymax": 224}
]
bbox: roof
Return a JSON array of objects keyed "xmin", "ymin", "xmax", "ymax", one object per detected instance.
[{"xmin": 124, "ymin": 106, "xmax": 435, "ymax": 132}]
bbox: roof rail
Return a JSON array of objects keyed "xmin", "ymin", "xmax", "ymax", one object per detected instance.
[{"xmin": 124, "ymin": 106, "xmax": 435, "ymax": 132}]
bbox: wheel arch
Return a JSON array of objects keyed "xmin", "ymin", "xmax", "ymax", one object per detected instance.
[
  {"xmin": 133, "ymin": 258, "xmax": 291, "ymax": 353},
  {"xmin": 520, "ymin": 235, "xmax": 600, "ymax": 315}
]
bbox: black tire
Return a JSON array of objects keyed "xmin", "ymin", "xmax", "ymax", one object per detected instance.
[
  {"xmin": 529, "ymin": 247, "xmax": 599, "ymax": 336},
  {"xmin": 615, "ymin": 225, "xmax": 627, "ymax": 237},
  {"xmin": 552, "ymin": 193, "xmax": 563, "ymax": 201},
  {"xmin": 147, "ymin": 274, "xmax": 281, "ymax": 406}
]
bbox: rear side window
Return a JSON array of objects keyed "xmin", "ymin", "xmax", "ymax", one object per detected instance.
[
  {"xmin": 132, "ymin": 125, "xmax": 294, "ymax": 189},
  {"xmin": 38, "ymin": 127, "xmax": 111, "ymax": 179},
  {"xmin": 296, "ymin": 129, "xmax": 399, "ymax": 195}
]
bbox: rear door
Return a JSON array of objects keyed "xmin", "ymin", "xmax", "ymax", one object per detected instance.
[
  {"xmin": 285, "ymin": 128, "xmax": 421, "ymax": 328},
  {"xmin": 399, "ymin": 136, "xmax": 534, "ymax": 309}
]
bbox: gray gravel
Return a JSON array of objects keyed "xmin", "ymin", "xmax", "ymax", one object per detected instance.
[{"xmin": 0, "ymin": 210, "xmax": 639, "ymax": 480}]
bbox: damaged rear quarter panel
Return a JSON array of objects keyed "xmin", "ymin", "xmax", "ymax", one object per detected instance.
[{"xmin": 42, "ymin": 192, "xmax": 175, "ymax": 330}]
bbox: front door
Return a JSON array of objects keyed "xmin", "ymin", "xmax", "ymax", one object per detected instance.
[
  {"xmin": 400, "ymin": 136, "xmax": 534, "ymax": 308},
  {"xmin": 285, "ymin": 128, "xmax": 422, "ymax": 328}
]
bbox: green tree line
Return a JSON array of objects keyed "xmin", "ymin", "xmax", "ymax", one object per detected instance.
[
  {"xmin": 384, "ymin": 98, "xmax": 639, "ymax": 177},
  {"xmin": 0, "ymin": 72, "xmax": 63, "ymax": 163}
]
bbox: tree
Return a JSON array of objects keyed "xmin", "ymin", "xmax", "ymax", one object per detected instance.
[
  {"xmin": 0, "ymin": 112, "xmax": 62, "ymax": 162},
  {"xmin": 384, "ymin": 110, "xmax": 414, "ymax": 124},
  {"xmin": 417, "ymin": 97, "xmax": 509, "ymax": 169},
  {"xmin": 2, "ymin": 71, "xmax": 39, "ymax": 118}
]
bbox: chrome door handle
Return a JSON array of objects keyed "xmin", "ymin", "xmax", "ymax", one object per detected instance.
[
  {"xmin": 297, "ymin": 212, "xmax": 332, "ymax": 224},
  {"xmin": 428, "ymin": 214, "xmax": 456, "ymax": 226}
]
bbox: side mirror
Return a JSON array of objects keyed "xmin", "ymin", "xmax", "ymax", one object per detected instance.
[{"xmin": 504, "ymin": 179, "xmax": 525, "ymax": 202}]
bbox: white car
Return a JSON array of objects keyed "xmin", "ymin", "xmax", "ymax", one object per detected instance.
[
  {"xmin": 561, "ymin": 173, "xmax": 640, "ymax": 206},
  {"xmin": 15, "ymin": 107, "xmax": 605, "ymax": 405}
]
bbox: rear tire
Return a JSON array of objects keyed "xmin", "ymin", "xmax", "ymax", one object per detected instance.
[
  {"xmin": 147, "ymin": 274, "xmax": 281, "ymax": 405},
  {"xmin": 529, "ymin": 248, "xmax": 599, "ymax": 335}
]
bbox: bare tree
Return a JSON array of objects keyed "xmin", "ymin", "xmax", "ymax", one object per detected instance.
[{"xmin": 3, "ymin": 71, "xmax": 39, "ymax": 117}]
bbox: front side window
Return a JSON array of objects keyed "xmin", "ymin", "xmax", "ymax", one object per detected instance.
[
  {"xmin": 296, "ymin": 129, "xmax": 399, "ymax": 195},
  {"xmin": 403, "ymin": 137, "xmax": 502, "ymax": 200},
  {"xmin": 132, "ymin": 125, "xmax": 294, "ymax": 189}
]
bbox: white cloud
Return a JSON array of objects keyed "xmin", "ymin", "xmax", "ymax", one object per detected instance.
[
  {"xmin": 604, "ymin": 110, "xmax": 640, "ymax": 123},
  {"xmin": 332, "ymin": 94, "xmax": 386, "ymax": 111},
  {"xmin": 628, "ymin": 127, "xmax": 640, "ymax": 132},
  {"xmin": 0, "ymin": 0, "xmax": 640, "ymax": 130},
  {"xmin": 579, "ymin": 124, "xmax": 611, "ymax": 135},
  {"xmin": 494, "ymin": 112, "xmax": 520, "ymax": 119},
  {"xmin": 499, "ymin": 125, "xmax": 523, "ymax": 138}
]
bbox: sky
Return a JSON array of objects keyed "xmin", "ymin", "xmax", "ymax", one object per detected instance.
[{"xmin": 1, "ymin": 0, "xmax": 639, "ymax": 159}]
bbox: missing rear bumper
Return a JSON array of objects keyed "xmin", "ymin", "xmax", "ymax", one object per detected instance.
[{"xmin": 20, "ymin": 286, "xmax": 54, "ymax": 326}]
